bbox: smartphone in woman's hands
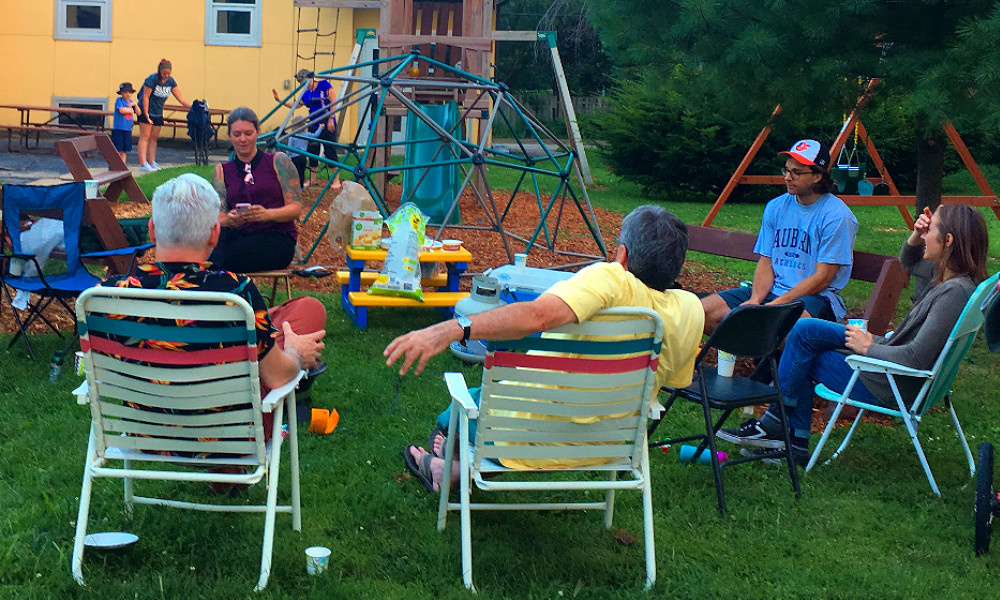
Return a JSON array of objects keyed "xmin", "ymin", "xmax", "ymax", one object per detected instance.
[{"xmin": 236, "ymin": 203, "xmax": 251, "ymax": 214}]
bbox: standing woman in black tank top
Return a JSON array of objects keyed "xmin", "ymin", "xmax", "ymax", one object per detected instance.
[{"xmin": 208, "ymin": 107, "xmax": 302, "ymax": 273}]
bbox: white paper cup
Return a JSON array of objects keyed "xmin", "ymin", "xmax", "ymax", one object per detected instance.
[
  {"xmin": 847, "ymin": 318, "xmax": 868, "ymax": 332},
  {"xmin": 305, "ymin": 546, "xmax": 331, "ymax": 575},
  {"xmin": 441, "ymin": 239, "xmax": 462, "ymax": 252},
  {"xmin": 717, "ymin": 351, "xmax": 735, "ymax": 377},
  {"xmin": 84, "ymin": 180, "xmax": 99, "ymax": 199},
  {"xmin": 514, "ymin": 253, "xmax": 527, "ymax": 270}
]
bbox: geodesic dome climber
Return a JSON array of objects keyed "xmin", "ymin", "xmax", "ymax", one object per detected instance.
[{"xmin": 258, "ymin": 50, "xmax": 606, "ymax": 269}]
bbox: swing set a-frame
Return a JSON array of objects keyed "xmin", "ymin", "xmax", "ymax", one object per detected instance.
[{"xmin": 703, "ymin": 78, "xmax": 999, "ymax": 228}]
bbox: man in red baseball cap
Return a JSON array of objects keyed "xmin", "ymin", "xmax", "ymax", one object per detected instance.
[{"xmin": 701, "ymin": 138, "xmax": 858, "ymax": 334}]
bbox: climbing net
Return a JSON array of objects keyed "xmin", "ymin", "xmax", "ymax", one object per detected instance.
[
  {"xmin": 259, "ymin": 51, "xmax": 605, "ymax": 269},
  {"xmin": 292, "ymin": 6, "xmax": 340, "ymax": 76}
]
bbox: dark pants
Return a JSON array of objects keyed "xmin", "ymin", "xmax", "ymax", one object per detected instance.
[
  {"xmin": 209, "ymin": 228, "xmax": 296, "ymax": 273},
  {"xmin": 291, "ymin": 155, "xmax": 307, "ymax": 188},
  {"xmin": 762, "ymin": 318, "xmax": 878, "ymax": 441},
  {"xmin": 306, "ymin": 126, "xmax": 338, "ymax": 169}
]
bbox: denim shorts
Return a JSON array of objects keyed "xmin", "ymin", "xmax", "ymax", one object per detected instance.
[{"xmin": 716, "ymin": 285, "xmax": 834, "ymax": 321}]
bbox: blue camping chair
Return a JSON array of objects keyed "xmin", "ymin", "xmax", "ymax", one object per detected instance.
[{"xmin": 1, "ymin": 182, "xmax": 150, "ymax": 359}]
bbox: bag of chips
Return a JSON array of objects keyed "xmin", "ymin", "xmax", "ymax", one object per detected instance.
[{"xmin": 369, "ymin": 203, "xmax": 428, "ymax": 301}]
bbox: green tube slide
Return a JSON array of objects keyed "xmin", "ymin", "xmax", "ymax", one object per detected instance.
[{"xmin": 402, "ymin": 101, "xmax": 461, "ymax": 225}]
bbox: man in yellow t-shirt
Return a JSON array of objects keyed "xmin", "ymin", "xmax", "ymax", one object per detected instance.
[{"xmin": 386, "ymin": 205, "xmax": 705, "ymax": 492}]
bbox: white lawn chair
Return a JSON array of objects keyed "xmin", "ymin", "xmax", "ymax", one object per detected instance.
[
  {"xmin": 437, "ymin": 306, "xmax": 663, "ymax": 591},
  {"xmin": 71, "ymin": 287, "xmax": 303, "ymax": 591},
  {"xmin": 807, "ymin": 271, "xmax": 1000, "ymax": 495}
]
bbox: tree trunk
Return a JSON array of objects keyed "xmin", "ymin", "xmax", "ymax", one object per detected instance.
[{"xmin": 914, "ymin": 134, "xmax": 945, "ymax": 215}]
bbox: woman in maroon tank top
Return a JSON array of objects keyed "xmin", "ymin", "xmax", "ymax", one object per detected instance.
[{"xmin": 208, "ymin": 107, "xmax": 302, "ymax": 272}]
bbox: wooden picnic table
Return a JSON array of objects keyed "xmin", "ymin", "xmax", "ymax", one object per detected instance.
[
  {"xmin": 0, "ymin": 104, "xmax": 112, "ymax": 152},
  {"xmin": 161, "ymin": 104, "xmax": 230, "ymax": 144}
]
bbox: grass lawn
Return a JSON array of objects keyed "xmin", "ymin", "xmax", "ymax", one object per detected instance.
[{"xmin": 3, "ymin": 157, "xmax": 1000, "ymax": 598}]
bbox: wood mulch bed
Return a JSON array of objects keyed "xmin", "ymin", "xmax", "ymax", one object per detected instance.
[{"xmin": 1, "ymin": 179, "xmax": 885, "ymax": 433}]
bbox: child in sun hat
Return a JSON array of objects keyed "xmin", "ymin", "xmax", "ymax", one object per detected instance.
[{"xmin": 112, "ymin": 82, "xmax": 139, "ymax": 165}]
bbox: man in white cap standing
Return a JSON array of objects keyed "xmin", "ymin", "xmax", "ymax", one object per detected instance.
[{"xmin": 700, "ymin": 139, "xmax": 858, "ymax": 334}]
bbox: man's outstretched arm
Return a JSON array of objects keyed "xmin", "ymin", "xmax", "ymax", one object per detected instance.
[{"xmin": 384, "ymin": 293, "xmax": 577, "ymax": 376}]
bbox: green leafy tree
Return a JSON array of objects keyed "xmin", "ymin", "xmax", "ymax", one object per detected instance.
[
  {"xmin": 588, "ymin": 0, "xmax": 1000, "ymax": 212},
  {"xmin": 495, "ymin": 0, "xmax": 613, "ymax": 94}
]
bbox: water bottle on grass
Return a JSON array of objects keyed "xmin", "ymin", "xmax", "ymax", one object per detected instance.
[{"xmin": 49, "ymin": 350, "xmax": 64, "ymax": 382}]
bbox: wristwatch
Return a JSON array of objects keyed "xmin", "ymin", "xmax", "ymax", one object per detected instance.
[{"xmin": 455, "ymin": 315, "xmax": 472, "ymax": 347}]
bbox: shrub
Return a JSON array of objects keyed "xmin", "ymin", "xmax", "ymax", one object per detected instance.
[{"xmin": 586, "ymin": 71, "xmax": 776, "ymax": 203}]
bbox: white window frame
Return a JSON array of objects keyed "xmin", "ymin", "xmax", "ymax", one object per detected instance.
[
  {"xmin": 54, "ymin": 0, "xmax": 112, "ymax": 42},
  {"xmin": 205, "ymin": 0, "xmax": 261, "ymax": 47},
  {"xmin": 52, "ymin": 96, "xmax": 109, "ymax": 129}
]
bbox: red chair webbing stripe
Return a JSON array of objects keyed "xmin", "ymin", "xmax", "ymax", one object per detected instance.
[
  {"xmin": 485, "ymin": 350, "xmax": 652, "ymax": 374},
  {"xmin": 86, "ymin": 335, "xmax": 257, "ymax": 365}
]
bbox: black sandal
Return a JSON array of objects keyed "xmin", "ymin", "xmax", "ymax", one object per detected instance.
[{"xmin": 403, "ymin": 445, "xmax": 437, "ymax": 493}]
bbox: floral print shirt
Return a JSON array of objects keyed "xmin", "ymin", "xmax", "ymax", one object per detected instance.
[{"xmin": 103, "ymin": 261, "xmax": 277, "ymax": 359}]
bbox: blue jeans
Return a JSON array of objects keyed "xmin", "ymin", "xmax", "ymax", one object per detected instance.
[{"xmin": 763, "ymin": 318, "xmax": 877, "ymax": 440}]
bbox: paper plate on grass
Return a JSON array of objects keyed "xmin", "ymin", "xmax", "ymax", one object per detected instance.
[{"xmin": 84, "ymin": 532, "xmax": 138, "ymax": 549}]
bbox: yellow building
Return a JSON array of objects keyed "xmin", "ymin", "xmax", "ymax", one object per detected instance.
[{"xmin": 0, "ymin": 0, "xmax": 380, "ymax": 131}]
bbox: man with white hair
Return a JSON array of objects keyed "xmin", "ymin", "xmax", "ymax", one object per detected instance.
[{"xmin": 104, "ymin": 173, "xmax": 326, "ymax": 398}]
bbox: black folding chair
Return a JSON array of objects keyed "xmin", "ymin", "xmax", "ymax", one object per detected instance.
[{"xmin": 648, "ymin": 301, "xmax": 805, "ymax": 514}]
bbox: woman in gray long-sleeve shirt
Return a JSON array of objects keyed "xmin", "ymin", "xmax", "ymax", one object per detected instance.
[{"xmin": 716, "ymin": 205, "xmax": 989, "ymax": 459}]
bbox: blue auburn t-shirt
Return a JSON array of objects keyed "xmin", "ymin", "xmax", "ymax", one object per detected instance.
[{"xmin": 752, "ymin": 192, "xmax": 858, "ymax": 319}]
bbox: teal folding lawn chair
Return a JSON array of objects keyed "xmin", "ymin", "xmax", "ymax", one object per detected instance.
[{"xmin": 807, "ymin": 271, "xmax": 1000, "ymax": 495}]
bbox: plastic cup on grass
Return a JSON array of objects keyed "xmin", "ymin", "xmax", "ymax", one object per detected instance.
[{"xmin": 305, "ymin": 546, "xmax": 331, "ymax": 575}]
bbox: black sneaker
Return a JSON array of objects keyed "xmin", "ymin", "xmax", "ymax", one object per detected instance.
[
  {"xmin": 739, "ymin": 442, "xmax": 809, "ymax": 467},
  {"xmin": 716, "ymin": 418, "xmax": 785, "ymax": 449}
]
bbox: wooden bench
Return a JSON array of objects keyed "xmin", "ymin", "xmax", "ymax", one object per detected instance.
[
  {"xmin": 3, "ymin": 124, "xmax": 103, "ymax": 152},
  {"xmin": 54, "ymin": 134, "xmax": 149, "ymax": 275},
  {"xmin": 686, "ymin": 225, "xmax": 909, "ymax": 335}
]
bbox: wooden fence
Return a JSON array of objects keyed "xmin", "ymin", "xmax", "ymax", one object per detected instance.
[{"xmin": 502, "ymin": 93, "xmax": 608, "ymax": 126}]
